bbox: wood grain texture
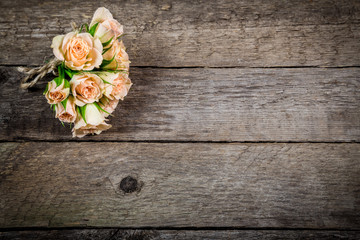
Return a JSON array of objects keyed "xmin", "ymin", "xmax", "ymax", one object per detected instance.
[
  {"xmin": 0, "ymin": 0, "xmax": 359, "ymax": 67},
  {"xmin": 1, "ymin": 142, "xmax": 359, "ymax": 228},
  {"xmin": 1, "ymin": 229, "xmax": 360, "ymax": 240},
  {"xmin": 1, "ymin": 67, "xmax": 359, "ymax": 142}
]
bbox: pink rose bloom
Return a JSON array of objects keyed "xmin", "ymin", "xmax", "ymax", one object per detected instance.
[
  {"xmin": 55, "ymin": 96, "xmax": 76, "ymax": 123},
  {"xmin": 45, "ymin": 79, "xmax": 70, "ymax": 104},
  {"xmin": 90, "ymin": 7, "xmax": 124, "ymax": 47},
  {"xmin": 98, "ymin": 72, "xmax": 132, "ymax": 100},
  {"xmin": 70, "ymin": 73, "xmax": 104, "ymax": 106},
  {"xmin": 51, "ymin": 32, "xmax": 103, "ymax": 71},
  {"xmin": 99, "ymin": 97, "xmax": 119, "ymax": 117},
  {"xmin": 72, "ymin": 103, "xmax": 112, "ymax": 138},
  {"xmin": 102, "ymin": 40, "xmax": 130, "ymax": 71}
]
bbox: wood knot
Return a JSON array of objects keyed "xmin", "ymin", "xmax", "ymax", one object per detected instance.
[{"xmin": 120, "ymin": 176, "xmax": 139, "ymax": 193}]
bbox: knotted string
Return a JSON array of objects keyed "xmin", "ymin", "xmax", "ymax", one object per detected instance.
[
  {"xmin": 18, "ymin": 22, "xmax": 78, "ymax": 89},
  {"xmin": 18, "ymin": 58, "xmax": 61, "ymax": 89}
]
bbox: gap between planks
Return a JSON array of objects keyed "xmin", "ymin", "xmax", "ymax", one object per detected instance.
[
  {"xmin": 1, "ymin": 227, "xmax": 360, "ymax": 231},
  {"xmin": 0, "ymin": 140, "xmax": 359, "ymax": 144}
]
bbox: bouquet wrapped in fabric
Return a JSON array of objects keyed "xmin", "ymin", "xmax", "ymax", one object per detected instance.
[{"xmin": 40, "ymin": 7, "xmax": 132, "ymax": 138}]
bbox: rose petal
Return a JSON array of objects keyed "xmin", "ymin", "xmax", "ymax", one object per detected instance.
[
  {"xmin": 94, "ymin": 23, "xmax": 111, "ymax": 41},
  {"xmin": 85, "ymin": 103, "xmax": 105, "ymax": 126},
  {"xmin": 90, "ymin": 7, "xmax": 113, "ymax": 27},
  {"xmin": 83, "ymin": 48, "xmax": 103, "ymax": 70},
  {"xmin": 62, "ymin": 32, "xmax": 76, "ymax": 56},
  {"xmin": 93, "ymin": 37, "xmax": 103, "ymax": 53},
  {"xmin": 78, "ymin": 32, "xmax": 93, "ymax": 48},
  {"xmin": 65, "ymin": 60, "xmax": 84, "ymax": 71},
  {"xmin": 51, "ymin": 35, "xmax": 65, "ymax": 61}
]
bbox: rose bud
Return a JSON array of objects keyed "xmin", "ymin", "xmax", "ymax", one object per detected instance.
[
  {"xmin": 102, "ymin": 40, "xmax": 130, "ymax": 71},
  {"xmin": 51, "ymin": 32, "xmax": 103, "ymax": 71},
  {"xmin": 55, "ymin": 96, "xmax": 76, "ymax": 123},
  {"xmin": 99, "ymin": 97, "xmax": 119, "ymax": 117},
  {"xmin": 90, "ymin": 7, "xmax": 123, "ymax": 47},
  {"xmin": 44, "ymin": 78, "xmax": 70, "ymax": 104},
  {"xmin": 72, "ymin": 103, "xmax": 111, "ymax": 138},
  {"xmin": 70, "ymin": 73, "xmax": 105, "ymax": 106},
  {"xmin": 98, "ymin": 72, "xmax": 132, "ymax": 101}
]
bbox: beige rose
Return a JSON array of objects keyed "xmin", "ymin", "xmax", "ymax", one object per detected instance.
[
  {"xmin": 98, "ymin": 72, "xmax": 132, "ymax": 100},
  {"xmin": 99, "ymin": 97, "xmax": 119, "ymax": 117},
  {"xmin": 55, "ymin": 96, "xmax": 76, "ymax": 123},
  {"xmin": 70, "ymin": 73, "xmax": 104, "ymax": 106},
  {"xmin": 102, "ymin": 40, "xmax": 130, "ymax": 71},
  {"xmin": 90, "ymin": 7, "xmax": 123, "ymax": 47},
  {"xmin": 51, "ymin": 32, "xmax": 103, "ymax": 71},
  {"xmin": 45, "ymin": 79, "xmax": 70, "ymax": 104},
  {"xmin": 72, "ymin": 103, "xmax": 111, "ymax": 138}
]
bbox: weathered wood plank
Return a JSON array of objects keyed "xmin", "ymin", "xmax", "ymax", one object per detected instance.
[
  {"xmin": 0, "ymin": 67, "xmax": 359, "ymax": 141},
  {"xmin": 0, "ymin": 0, "xmax": 359, "ymax": 67},
  {"xmin": 1, "ymin": 142, "xmax": 359, "ymax": 228},
  {"xmin": 1, "ymin": 229, "xmax": 360, "ymax": 240}
]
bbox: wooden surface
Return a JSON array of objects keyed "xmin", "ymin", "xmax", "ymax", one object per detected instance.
[
  {"xmin": 1, "ymin": 0, "xmax": 360, "ymax": 239},
  {"xmin": 1, "ymin": 229, "xmax": 360, "ymax": 240},
  {"xmin": 0, "ymin": 0, "xmax": 360, "ymax": 67},
  {"xmin": 1, "ymin": 67, "xmax": 359, "ymax": 142},
  {"xmin": 1, "ymin": 142, "xmax": 359, "ymax": 228}
]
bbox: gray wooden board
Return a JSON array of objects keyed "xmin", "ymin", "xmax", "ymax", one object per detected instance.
[
  {"xmin": 1, "ymin": 229, "xmax": 360, "ymax": 240},
  {"xmin": 1, "ymin": 142, "xmax": 359, "ymax": 228},
  {"xmin": 0, "ymin": 67, "xmax": 359, "ymax": 142},
  {"xmin": 0, "ymin": 0, "xmax": 359, "ymax": 67}
]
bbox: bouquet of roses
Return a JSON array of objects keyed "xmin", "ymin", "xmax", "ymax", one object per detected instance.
[{"xmin": 40, "ymin": 7, "xmax": 132, "ymax": 138}]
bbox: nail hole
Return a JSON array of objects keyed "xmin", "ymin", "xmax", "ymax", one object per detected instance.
[{"xmin": 120, "ymin": 176, "xmax": 139, "ymax": 193}]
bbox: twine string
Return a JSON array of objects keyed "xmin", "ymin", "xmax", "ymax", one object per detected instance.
[{"xmin": 18, "ymin": 58, "xmax": 62, "ymax": 89}]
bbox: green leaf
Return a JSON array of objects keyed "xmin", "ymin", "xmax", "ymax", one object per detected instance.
[
  {"xmin": 58, "ymin": 65, "xmax": 64, "ymax": 80},
  {"xmin": 53, "ymin": 77, "xmax": 63, "ymax": 87},
  {"xmin": 97, "ymin": 74, "xmax": 115, "ymax": 86},
  {"xmin": 116, "ymin": 33, "xmax": 126, "ymax": 40},
  {"xmin": 94, "ymin": 102, "xmax": 112, "ymax": 116},
  {"xmin": 60, "ymin": 121, "xmax": 65, "ymax": 127},
  {"xmin": 102, "ymin": 46, "xmax": 112, "ymax": 55},
  {"xmin": 100, "ymin": 54, "xmax": 116, "ymax": 68},
  {"xmin": 43, "ymin": 82, "xmax": 49, "ymax": 95},
  {"xmin": 78, "ymin": 105, "xmax": 87, "ymax": 124},
  {"xmin": 88, "ymin": 22, "xmax": 99, "ymax": 36},
  {"xmin": 65, "ymin": 69, "xmax": 73, "ymax": 79},
  {"xmin": 61, "ymin": 98, "xmax": 68, "ymax": 111},
  {"xmin": 102, "ymin": 79, "xmax": 115, "ymax": 86},
  {"xmin": 102, "ymin": 36, "xmax": 114, "ymax": 47},
  {"xmin": 52, "ymin": 104, "xmax": 56, "ymax": 112},
  {"xmin": 79, "ymin": 23, "xmax": 89, "ymax": 32},
  {"xmin": 64, "ymin": 79, "xmax": 70, "ymax": 89}
]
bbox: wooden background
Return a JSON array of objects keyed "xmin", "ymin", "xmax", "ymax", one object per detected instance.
[{"xmin": 0, "ymin": 0, "xmax": 359, "ymax": 239}]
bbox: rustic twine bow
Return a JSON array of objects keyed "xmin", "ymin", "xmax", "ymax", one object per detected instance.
[{"xmin": 18, "ymin": 22, "xmax": 78, "ymax": 89}]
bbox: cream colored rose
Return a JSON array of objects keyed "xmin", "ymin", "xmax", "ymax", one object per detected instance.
[
  {"xmin": 55, "ymin": 96, "xmax": 76, "ymax": 123},
  {"xmin": 102, "ymin": 40, "xmax": 130, "ymax": 71},
  {"xmin": 90, "ymin": 7, "xmax": 123, "ymax": 47},
  {"xmin": 72, "ymin": 103, "xmax": 111, "ymax": 138},
  {"xmin": 70, "ymin": 73, "xmax": 104, "ymax": 106},
  {"xmin": 99, "ymin": 97, "xmax": 119, "ymax": 117},
  {"xmin": 98, "ymin": 72, "xmax": 132, "ymax": 100},
  {"xmin": 51, "ymin": 32, "xmax": 103, "ymax": 71},
  {"xmin": 45, "ymin": 79, "xmax": 70, "ymax": 104}
]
